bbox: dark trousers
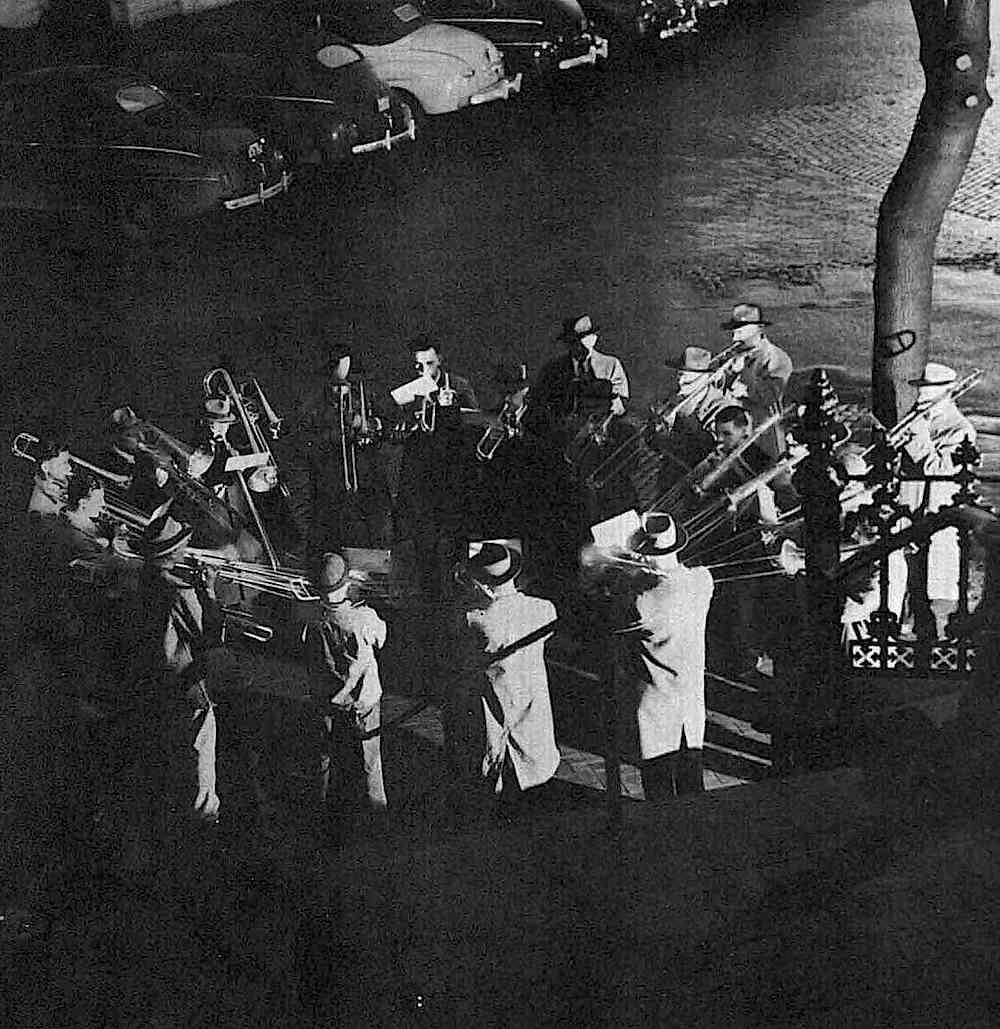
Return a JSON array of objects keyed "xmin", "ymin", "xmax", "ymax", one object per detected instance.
[{"xmin": 640, "ymin": 732, "xmax": 704, "ymax": 801}]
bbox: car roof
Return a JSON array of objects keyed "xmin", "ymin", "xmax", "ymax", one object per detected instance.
[
  {"xmin": 2, "ymin": 65, "xmax": 163, "ymax": 94},
  {"xmin": 316, "ymin": 0, "xmax": 430, "ymax": 45}
]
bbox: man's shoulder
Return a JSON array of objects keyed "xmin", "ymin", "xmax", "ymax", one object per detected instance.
[
  {"xmin": 325, "ymin": 602, "xmax": 370, "ymax": 629},
  {"xmin": 591, "ymin": 349, "xmax": 623, "ymax": 371}
]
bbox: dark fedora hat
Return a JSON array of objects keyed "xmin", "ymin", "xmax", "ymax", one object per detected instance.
[
  {"xmin": 557, "ymin": 314, "xmax": 600, "ymax": 343},
  {"xmin": 628, "ymin": 511, "xmax": 688, "ymax": 557},
  {"xmin": 320, "ymin": 341, "xmax": 353, "ymax": 371},
  {"xmin": 136, "ymin": 512, "xmax": 193, "ymax": 561},
  {"xmin": 202, "ymin": 395, "xmax": 238, "ymax": 423},
  {"xmin": 317, "ymin": 551, "xmax": 351, "ymax": 593},
  {"xmin": 466, "ymin": 542, "xmax": 522, "ymax": 586},
  {"xmin": 721, "ymin": 303, "xmax": 772, "ymax": 331},
  {"xmin": 666, "ymin": 346, "xmax": 713, "ymax": 373}
]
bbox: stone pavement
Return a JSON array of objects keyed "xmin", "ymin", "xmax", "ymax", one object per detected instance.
[{"xmin": 747, "ymin": 85, "xmax": 1000, "ymax": 223}]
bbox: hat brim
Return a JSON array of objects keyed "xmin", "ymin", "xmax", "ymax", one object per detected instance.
[
  {"xmin": 628, "ymin": 521, "xmax": 689, "ymax": 557},
  {"xmin": 721, "ymin": 319, "xmax": 771, "ymax": 331},
  {"xmin": 666, "ymin": 359, "xmax": 712, "ymax": 373},
  {"xmin": 557, "ymin": 323, "xmax": 600, "ymax": 344},
  {"xmin": 138, "ymin": 524, "xmax": 193, "ymax": 560},
  {"xmin": 907, "ymin": 376, "xmax": 956, "ymax": 388},
  {"xmin": 469, "ymin": 549, "xmax": 522, "ymax": 587}
]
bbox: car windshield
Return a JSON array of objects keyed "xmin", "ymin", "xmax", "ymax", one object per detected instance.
[
  {"xmin": 318, "ymin": 0, "xmax": 429, "ymax": 45},
  {"xmin": 116, "ymin": 83, "xmax": 169, "ymax": 114},
  {"xmin": 314, "ymin": 43, "xmax": 363, "ymax": 69}
]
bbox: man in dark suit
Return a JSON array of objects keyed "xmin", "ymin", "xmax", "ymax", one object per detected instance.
[
  {"xmin": 392, "ymin": 335, "xmax": 479, "ymax": 598},
  {"xmin": 526, "ymin": 314, "xmax": 629, "ymax": 439}
]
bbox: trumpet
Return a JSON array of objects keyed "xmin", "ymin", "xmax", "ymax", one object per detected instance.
[
  {"xmin": 203, "ymin": 368, "xmax": 286, "ymax": 568},
  {"xmin": 417, "ymin": 372, "xmax": 449, "ymax": 434},
  {"xmin": 476, "ymin": 390, "xmax": 527, "ymax": 463}
]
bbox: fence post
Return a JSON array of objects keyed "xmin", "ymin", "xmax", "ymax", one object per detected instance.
[
  {"xmin": 959, "ymin": 513, "xmax": 1000, "ymax": 739},
  {"xmin": 784, "ymin": 369, "xmax": 846, "ymax": 769}
]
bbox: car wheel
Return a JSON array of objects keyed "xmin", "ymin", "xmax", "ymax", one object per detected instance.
[{"xmin": 390, "ymin": 89, "xmax": 429, "ymax": 142}]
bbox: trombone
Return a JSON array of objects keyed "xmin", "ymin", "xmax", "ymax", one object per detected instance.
[
  {"xmin": 203, "ymin": 368, "xmax": 285, "ymax": 569},
  {"xmin": 183, "ymin": 547, "xmax": 322, "ymax": 602},
  {"xmin": 12, "ymin": 431, "xmax": 152, "ymax": 531},
  {"xmin": 862, "ymin": 369, "xmax": 983, "ymax": 458},
  {"xmin": 335, "ymin": 382, "xmax": 359, "ymax": 494},
  {"xmin": 13, "ymin": 431, "xmax": 131, "ymax": 487},
  {"xmin": 585, "ymin": 340, "xmax": 750, "ymax": 491}
]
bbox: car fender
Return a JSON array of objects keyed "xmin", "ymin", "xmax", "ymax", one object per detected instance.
[{"xmin": 347, "ymin": 43, "xmax": 482, "ymax": 115}]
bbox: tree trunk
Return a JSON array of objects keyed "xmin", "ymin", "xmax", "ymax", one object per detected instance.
[{"xmin": 872, "ymin": 0, "xmax": 991, "ymax": 427}]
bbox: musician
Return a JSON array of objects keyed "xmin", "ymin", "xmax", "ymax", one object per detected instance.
[
  {"xmin": 393, "ymin": 335, "xmax": 479, "ymax": 598},
  {"xmin": 447, "ymin": 543, "xmax": 560, "ymax": 802},
  {"xmin": 390, "ymin": 335, "xmax": 479, "ymax": 432},
  {"xmin": 108, "ymin": 406, "xmax": 173, "ymax": 515},
  {"xmin": 722, "ymin": 303, "xmax": 793, "ymax": 459},
  {"xmin": 616, "ymin": 513, "xmax": 714, "ymax": 799},
  {"xmin": 652, "ymin": 346, "xmax": 737, "ymax": 490},
  {"xmin": 310, "ymin": 551, "xmax": 388, "ymax": 836},
  {"xmin": 117, "ymin": 511, "xmax": 224, "ymax": 827},
  {"xmin": 526, "ymin": 314, "xmax": 629, "ymax": 435},
  {"xmin": 681, "ymin": 406, "xmax": 781, "ymax": 520},
  {"xmin": 684, "ymin": 405, "xmax": 792, "ymax": 678},
  {"xmin": 898, "ymin": 362, "xmax": 977, "ymax": 640},
  {"xmin": 470, "ymin": 364, "xmax": 537, "ymax": 542},
  {"xmin": 26, "ymin": 436, "xmax": 73, "ymax": 517},
  {"xmin": 280, "ymin": 346, "xmax": 391, "ymax": 556}
]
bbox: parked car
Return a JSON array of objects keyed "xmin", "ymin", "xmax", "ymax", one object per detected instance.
[
  {"xmin": 419, "ymin": 0, "xmax": 608, "ymax": 81},
  {"xmin": 0, "ymin": 65, "xmax": 290, "ymax": 236},
  {"xmin": 139, "ymin": 47, "xmax": 416, "ymax": 167},
  {"xmin": 310, "ymin": 0, "xmax": 522, "ymax": 115},
  {"xmin": 578, "ymin": 0, "xmax": 699, "ymax": 40}
]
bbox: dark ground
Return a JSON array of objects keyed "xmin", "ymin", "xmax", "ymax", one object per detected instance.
[{"xmin": 5, "ymin": 0, "xmax": 1000, "ymax": 1024}]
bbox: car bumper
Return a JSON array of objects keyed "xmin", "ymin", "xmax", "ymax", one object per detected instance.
[
  {"xmin": 469, "ymin": 72, "xmax": 523, "ymax": 106},
  {"xmin": 351, "ymin": 111, "xmax": 417, "ymax": 154},
  {"xmin": 223, "ymin": 171, "xmax": 292, "ymax": 210},
  {"xmin": 657, "ymin": 11, "xmax": 697, "ymax": 38},
  {"xmin": 557, "ymin": 34, "xmax": 609, "ymax": 70}
]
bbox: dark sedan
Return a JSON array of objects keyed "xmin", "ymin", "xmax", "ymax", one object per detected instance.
[
  {"xmin": 420, "ymin": 0, "xmax": 608, "ymax": 81},
  {"xmin": 579, "ymin": 0, "xmax": 703, "ymax": 40},
  {"xmin": 0, "ymin": 65, "xmax": 290, "ymax": 237},
  {"xmin": 139, "ymin": 45, "xmax": 416, "ymax": 168}
]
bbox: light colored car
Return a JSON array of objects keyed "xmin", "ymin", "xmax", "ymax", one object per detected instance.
[
  {"xmin": 421, "ymin": 0, "xmax": 608, "ymax": 82},
  {"xmin": 313, "ymin": 0, "xmax": 522, "ymax": 116}
]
